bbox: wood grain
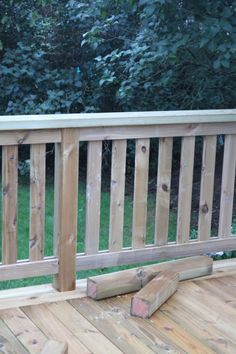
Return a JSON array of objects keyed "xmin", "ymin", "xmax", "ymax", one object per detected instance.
[
  {"xmin": 79, "ymin": 122, "xmax": 236, "ymax": 141},
  {"xmin": 0, "ymin": 109, "xmax": 235, "ymax": 131},
  {"xmin": 87, "ymin": 256, "xmax": 212, "ymax": 300},
  {"xmin": 22, "ymin": 304, "xmax": 90, "ymax": 354},
  {"xmin": 71, "ymin": 297, "xmax": 154, "ymax": 354},
  {"xmin": 131, "ymin": 270, "xmax": 179, "ymax": 318},
  {"xmin": 0, "ymin": 258, "xmax": 58, "ymax": 281},
  {"xmin": 0, "ymin": 129, "xmax": 60, "ymax": 145},
  {"xmin": 48, "ymin": 301, "xmax": 122, "ymax": 354},
  {"xmin": 85, "ymin": 141, "xmax": 102, "ymax": 254},
  {"xmin": 218, "ymin": 134, "xmax": 236, "ymax": 238},
  {"xmin": 53, "ymin": 143, "xmax": 61, "ymax": 259},
  {"xmin": 198, "ymin": 136, "xmax": 216, "ymax": 241},
  {"xmin": 155, "ymin": 137, "xmax": 173, "ymax": 245},
  {"xmin": 1, "ymin": 122, "xmax": 236, "ymax": 144},
  {"xmin": 0, "ymin": 318, "xmax": 28, "ymax": 353},
  {"xmin": 53, "ymin": 129, "xmax": 79, "ymax": 292},
  {"xmin": 40, "ymin": 340, "xmax": 68, "ymax": 354},
  {"xmin": 0, "ymin": 307, "xmax": 48, "ymax": 353},
  {"xmin": 177, "ymin": 136, "xmax": 195, "ymax": 243},
  {"xmin": 30, "ymin": 144, "xmax": 46, "ymax": 261},
  {"xmin": 2, "ymin": 145, "xmax": 18, "ymax": 264},
  {"xmin": 132, "ymin": 139, "xmax": 150, "ymax": 248},
  {"xmin": 109, "ymin": 140, "xmax": 127, "ymax": 251},
  {"xmin": 76, "ymin": 238, "xmax": 236, "ymax": 271}
]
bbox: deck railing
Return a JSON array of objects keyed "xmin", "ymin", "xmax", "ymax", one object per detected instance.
[{"xmin": 0, "ymin": 109, "xmax": 236, "ymax": 291}]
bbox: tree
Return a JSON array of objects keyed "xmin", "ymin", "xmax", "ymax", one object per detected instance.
[{"xmin": 0, "ymin": 0, "xmax": 235, "ymax": 114}]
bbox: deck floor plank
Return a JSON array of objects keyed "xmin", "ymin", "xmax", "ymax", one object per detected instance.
[
  {"xmin": 116, "ymin": 293, "xmax": 213, "ymax": 354},
  {"xmin": 0, "ymin": 318, "xmax": 28, "ymax": 354},
  {"xmin": 160, "ymin": 288, "xmax": 236, "ymax": 353},
  {"xmin": 193, "ymin": 277, "xmax": 236, "ymax": 309},
  {"xmin": 109, "ymin": 295, "xmax": 186, "ymax": 353},
  {"xmin": 168, "ymin": 282, "xmax": 236, "ymax": 351},
  {"xmin": 46, "ymin": 301, "xmax": 122, "ymax": 354},
  {"xmin": 0, "ymin": 262, "xmax": 235, "ymax": 353},
  {"xmin": 0, "ymin": 308, "xmax": 48, "ymax": 354},
  {"xmin": 71, "ymin": 297, "xmax": 155, "ymax": 354},
  {"xmin": 21, "ymin": 304, "xmax": 91, "ymax": 354},
  {"xmin": 178, "ymin": 281, "xmax": 236, "ymax": 341}
]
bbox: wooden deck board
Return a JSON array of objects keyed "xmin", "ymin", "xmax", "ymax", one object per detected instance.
[
  {"xmin": 21, "ymin": 304, "xmax": 91, "ymax": 354},
  {"xmin": 0, "ymin": 307, "xmax": 48, "ymax": 353},
  {"xmin": 0, "ymin": 261, "xmax": 235, "ymax": 353},
  {"xmin": 115, "ymin": 294, "xmax": 213, "ymax": 354},
  {"xmin": 0, "ymin": 318, "xmax": 28, "ymax": 354}
]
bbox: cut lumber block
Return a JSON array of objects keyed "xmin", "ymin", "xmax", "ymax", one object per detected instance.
[
  {"xmin": 87, "ymin": 256, "xmax": 212, "ymax": 300},
  {"xmin": 131, "ymin": 270, "xmax": 179, "ymax": 318},
  {"xmin": 40, "ymin": 340, "xmax": 68, "ymax": 354}
]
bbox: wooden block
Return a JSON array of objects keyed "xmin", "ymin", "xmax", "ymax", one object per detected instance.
[
  {"xmin": 87, "ymin": 255, "xmax": 212, "ymax": 300},
  {"xmin": 131, "ymin": 270, "xmax": 179, "ymax": 318},
  {"xmin": 40, "ymin": 340, "xmax": 68, "ymax": 354}
]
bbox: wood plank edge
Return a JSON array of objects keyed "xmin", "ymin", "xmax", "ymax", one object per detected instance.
[
  {"xmin": 0, "ymin": 258, "xmax": 233, "ymax": 309},
  {"xmin": 40, "ymin": 340, "xmax": 68, "ymax": 354},
  {"xmin": 0, "ymin": 279, "xmax": 87, "ymax": 310},
  {"xmin": 0, "ymin": 258, "xmax": 58, "ymax": 281},
  {"xmin": 0, "ymin": 109, "xmax": 236, "ymax": 131},
  {"xmin": 76, "ymin": 238, "xmax": 236, "ymax": 270}
]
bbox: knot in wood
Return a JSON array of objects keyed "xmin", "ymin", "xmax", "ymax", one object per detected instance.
[
  {"xmin": 30, "ymin": 176, "xmax": 37, "ymax": 184},
  {"xmin": 201, "ymin": 203, "xmax": 209, "ymax": 214},
  {"xmin": 111, "ymin": 179, "xmax": 117, "ymax": 186},
  {"xmin": 3, "ymin": 184, "xmax": 9, "ymax": 196},
  {"xmin": 17, "ymin": 138, "xmax": 24, "ymax": 145},
  {"xmin": 162, "ymin": 183, "xmax": 168, "ymax": 192},
  {"xmin": 136, "ymin": 268, "xmax": 146, "ymax": 279},
  {"xmin": 141, "ymin": 145, "xmax": 146, "ymax": 153}
]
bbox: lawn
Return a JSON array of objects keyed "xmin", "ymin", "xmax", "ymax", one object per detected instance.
[
  {"xmin": 0, "ymin": 177, "xmax": 178, "ymax": 290},
  {"xmin": 1, "ymin": 177, "xmax": 234, "ymax": 290}
]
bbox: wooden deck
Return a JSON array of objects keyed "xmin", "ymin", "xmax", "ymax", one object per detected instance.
[{"xmin": 0, "ymin": 259, "xmax": 235, "ymax": 353}]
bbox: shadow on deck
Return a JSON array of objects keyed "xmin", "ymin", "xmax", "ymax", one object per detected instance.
[{"xmin": 0, "ymin": 259, "xmax": 236, "ymax": 353}]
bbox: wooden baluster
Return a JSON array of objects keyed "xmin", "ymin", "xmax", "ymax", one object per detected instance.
[
  {"xmin": 218, "ymin": 134, "xmax": 236, "ymax": 238},
  {"xmin": 2, "ymin": 146, "xmax": 18, "ymax": 264},
  {"xmin": 53, "ymin": 129, "xmax": 79, "ymax": 291},
  {"xmin": 53, "ymin": 143, "xmax": 61, "ymax": 261},
  {"xmin": 132, "ymin": 139, "xmax": 150, "ymax": 249},
  {"xmin": 109, "ymin": 140, "xmax": 127, "ymax": 251},
  {"xmin": 85, "ymin": 141, "xmax": 102, "ymax": 254},
  {"xmin": 177, "ymin": 136, "xmax": 195, "ymax": 243},
  {"xmin": 198, "ymin": 136, "xmax": 217, "ymax": 241},
  {"xmin": 155, "ymin": 137, "xmax": 173, "ymax": 246},
  {"xmin": 29, "ymin": 144, "xmax": 46, "ymax": 261}
]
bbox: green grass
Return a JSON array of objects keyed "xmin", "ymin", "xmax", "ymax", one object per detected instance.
[
  {"xmin": 0, "ymin": 179, "xmax": 178, "ymax": 290},
  {"xmin": 1, "ymin": 178, "xmax": 235, "ymax": 290}
]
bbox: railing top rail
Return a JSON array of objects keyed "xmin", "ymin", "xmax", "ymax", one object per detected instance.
[{"xmin": 0, "ymin": 109, "xmax": 235, "ymax": 130}]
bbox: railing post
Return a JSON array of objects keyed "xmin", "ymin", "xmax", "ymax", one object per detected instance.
[{"xmin": 53, "ymin": 128, "xmax": 79, "ymax": 291}]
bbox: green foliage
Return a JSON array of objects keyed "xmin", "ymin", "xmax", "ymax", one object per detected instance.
[
  {"xmin": 0, "ymin": 0, "xmax": 236, "ymax": 114},
  {"xmin": 0, "ymin": 43, "xmax": 83, "ymax": 114}
]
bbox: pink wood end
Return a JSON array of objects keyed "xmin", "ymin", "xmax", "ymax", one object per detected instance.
[
  {"xmin": 131, "ymin": 297, "xmax": 149, "ymax": 318},
  {"xmin": 87, "ymin": 281, "xmax": 97, "ymax": 299}
]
